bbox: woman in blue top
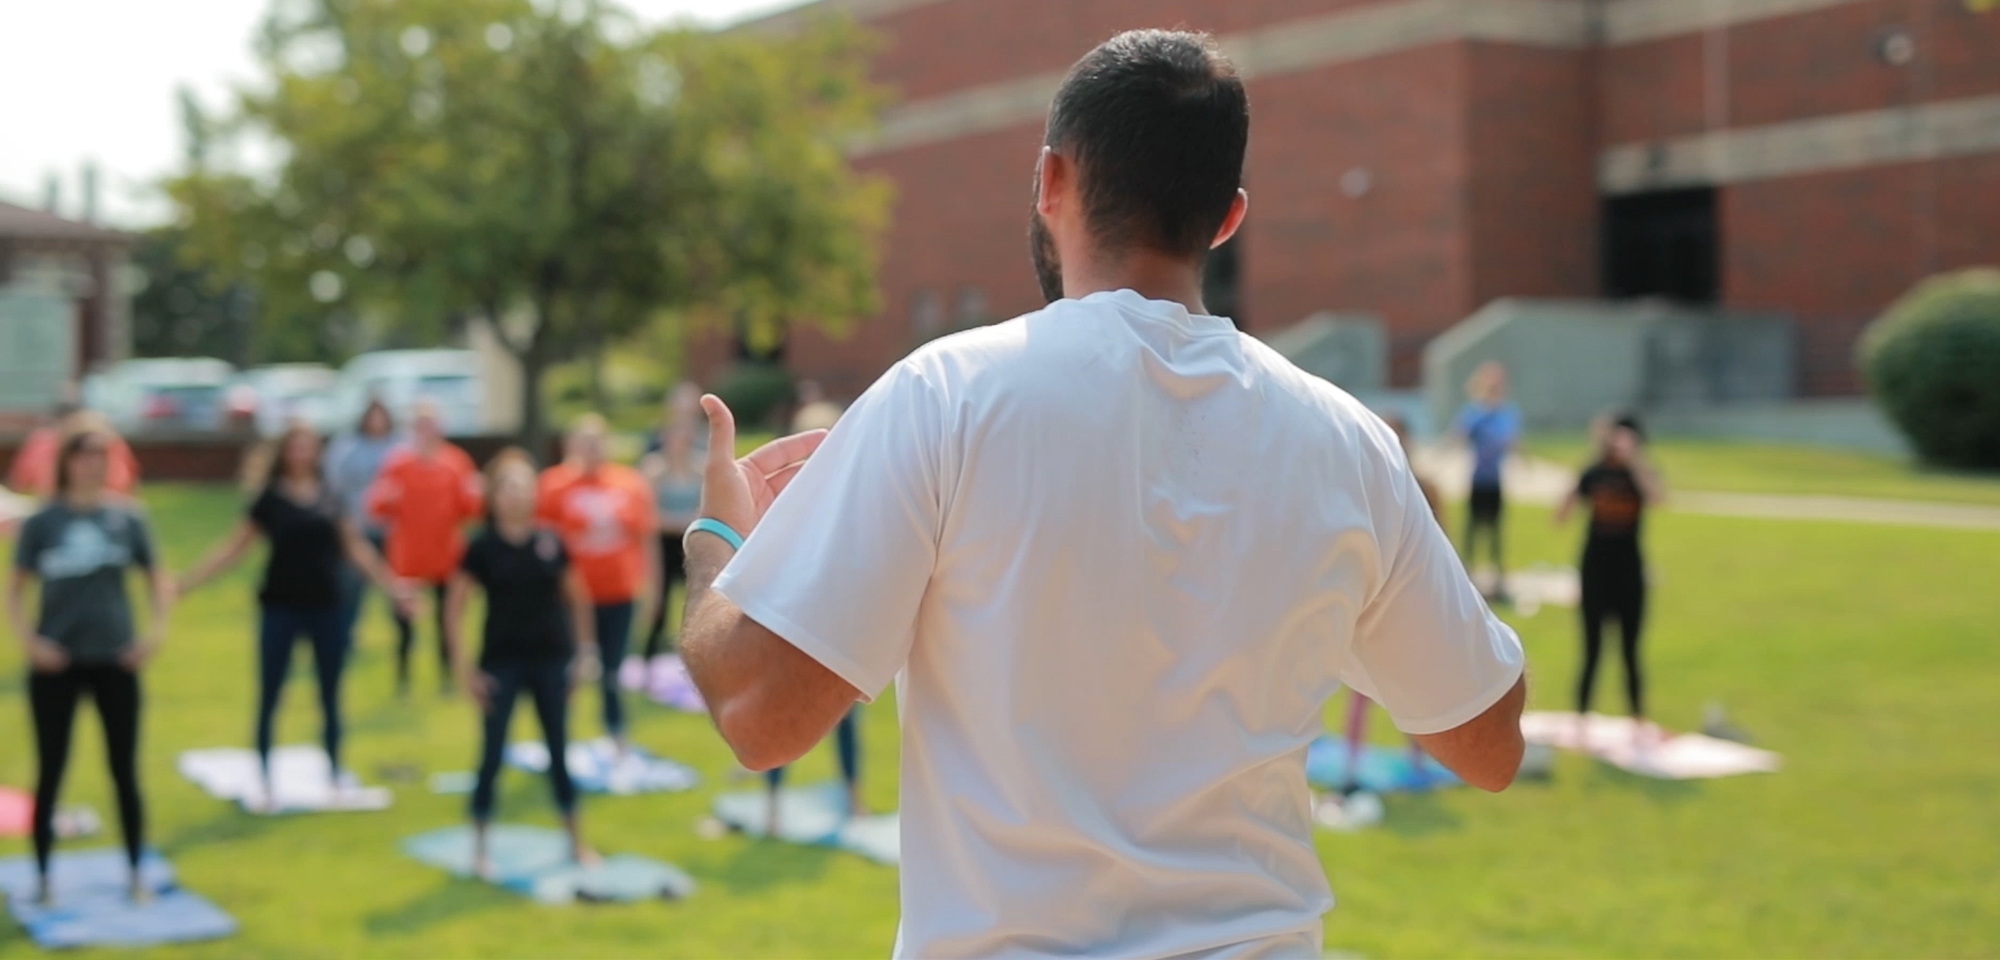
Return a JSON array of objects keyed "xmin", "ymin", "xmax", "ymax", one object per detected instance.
[
  {"xmin": 325, "ymin": 401, "xmax": 401, "ymax": 642},
  {"xmin": 1453, "ymin": 361, "xmax": 1521, "ymax": 600},
  {"xmin": 637, "ymin": 384, "xmax": 704, "ymax": 676}
]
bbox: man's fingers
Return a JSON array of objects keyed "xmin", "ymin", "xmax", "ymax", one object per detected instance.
[
  {"xmin": 700, "ymin": 395, "xmax": 739, "ymax": 478},
  {"xmin": 744, "ymin": 429, "xmax": 828, "ymax": 476},
  {"xmin": 763, "ymin": 461, "xmax": 808, "ymax": 498}
]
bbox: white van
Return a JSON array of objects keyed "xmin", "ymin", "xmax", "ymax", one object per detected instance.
[{"xmin": 333, "ymin": 349, "xmax": 498, "ymax": 437}]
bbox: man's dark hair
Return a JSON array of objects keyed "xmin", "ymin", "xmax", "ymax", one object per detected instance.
[{"xmin": 1044, "ymin": 30, "xmax": 1248, "ymax": 260}]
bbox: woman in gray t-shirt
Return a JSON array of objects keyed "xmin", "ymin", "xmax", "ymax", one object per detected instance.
[{"xmin": 6, "ymin": 427, "xmax": 175, "ymax": 905}]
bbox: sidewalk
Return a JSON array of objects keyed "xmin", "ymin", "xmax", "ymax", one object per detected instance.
[{"xmin": 1414, "ymin": 447, "xmax": 2000, "ymax": 532}]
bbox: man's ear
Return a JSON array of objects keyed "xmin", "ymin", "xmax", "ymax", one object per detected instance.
[
  {"xmin": 1036, "ymin": 146, "xmax": 1068, "ymax": 217},
  {"xmin": 1211, "ymin": 188, "xmax": 1249, "ymax": 249}
]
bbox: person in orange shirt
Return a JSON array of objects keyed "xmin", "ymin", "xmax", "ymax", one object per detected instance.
[
  {"xmin": 367, "ymin": 401, "xmax": 484, "ymax": 696},
  {"xmin": 537, "ymin": 413, "xmax": 659, "ymax": 749},
  {"xmin": 7, "ymin": 405, "xmax": 141, "ymax": 500}
]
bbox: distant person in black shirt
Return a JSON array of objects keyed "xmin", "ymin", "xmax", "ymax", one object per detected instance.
[
  {"xmin": 445, "ymin": 449, "xmax": 600, "ymax": 879},
  {"xmin": 180, "ymin": 423, "xmax": 413, "ymax": 809},
  {"xmin": 1555, "ymin": 413, "xmax": 1666, "ymax": 738}
]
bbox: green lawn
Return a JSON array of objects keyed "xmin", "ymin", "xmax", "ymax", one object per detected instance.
[
  {"xmin": 4, "ymin": 479, "xmax": 1997, "ymax": 958},
  {"xmin": 1524, "ymin": 437, "xmax": 2000, "ymax": 506}
]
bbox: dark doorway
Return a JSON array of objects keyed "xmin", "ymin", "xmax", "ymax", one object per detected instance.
[
  {"xmin": 1603, "ymin": 188, "xmax": 1719, "ymax": 304},
  {"xmin": 1202, "ymin": 235, "xmax": 1242, "ymax": 327}
]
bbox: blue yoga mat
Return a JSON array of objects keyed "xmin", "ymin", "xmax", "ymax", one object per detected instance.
[
  {"xmin": 1304, "ymin": 738, "xmax": 1460, "ymax": 793},
  {"xmin": 710, "ymin": 783, "xmax": 900, "ymax": 865},
  {"xmin": 402, "ymin": 825, "xmax": 696, "ymax": 904},
  {"xmin": 0, "ymin": 848, "xmax": 236, "ymax": 949}
]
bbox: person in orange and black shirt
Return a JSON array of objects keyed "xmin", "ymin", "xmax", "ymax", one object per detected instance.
[
  {"xmin": 1556, "ymin": 413, "xmax": 1666, "ymax": 727},
  {"xmin": 537, "ymin": 414, "xmax": 659, "ymax": 750},
  {"xmin": 366, "ymin": 401, "xmax": 484, "ymax": 696}
]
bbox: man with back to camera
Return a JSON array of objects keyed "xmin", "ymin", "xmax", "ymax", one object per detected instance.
[{"xmin": 679, "ymin": 30, "xmax": 1528, "ymax": 959}]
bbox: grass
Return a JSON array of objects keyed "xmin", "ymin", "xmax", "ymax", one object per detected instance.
[
  {"xmin": 3, "ymin": 474, "xmax": 1998, "ymax": 958},
  {"xmin": 1523, "ymin": 437, "xmax": 2000, "ymax": 507}
]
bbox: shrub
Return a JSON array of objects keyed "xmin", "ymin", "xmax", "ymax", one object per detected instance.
[
  {"xmin": 1859, "ymin": 268, "xmax": 2000, "ymax": 471},
  {"xmin": 712, "ymin": 362, "xmax": 795, "ymax": 430}
]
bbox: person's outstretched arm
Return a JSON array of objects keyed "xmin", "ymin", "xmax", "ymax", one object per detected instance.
[{"xmin": 177, "ymin": 519, "xmax": 259, "ymax": 596}]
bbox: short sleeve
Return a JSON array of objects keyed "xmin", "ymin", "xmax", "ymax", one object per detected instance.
[
  {"xmin": 712, "ymin": 362, "xmax": 944, "ymax": 701},
  {"xmin": 459, "ymin": 538, "xmax": 487, "ymax": 580},
  {"xmin": 12, "ymin": 514, "xmax": 44, "ymax": 571},
  {"xmin": 1342, "ymin": 443, "xmax": 1525, "ymax": 735},
  {"xmin": 247, "ymin": 490, "xmax": 275, "ymax": 532},
  {"xmin": 127, "ymin": 512, "xmax": 157, "ymax": 570},
  {"xmin": 1575, "ymin": 466, "xmax": 1597, "ymax": 498}
]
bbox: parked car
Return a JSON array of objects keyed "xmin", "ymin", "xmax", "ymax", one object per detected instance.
[
  {"xmin": 83, "ymin": 357, "xmax": 242, "ymax": 434},
  {"xmin": 332, "ymin": 349, "xmax": 491, "ymax": 437},
  {"xmin": 235, "ymin": 363, "xmax": 340, "ymax": 437}
]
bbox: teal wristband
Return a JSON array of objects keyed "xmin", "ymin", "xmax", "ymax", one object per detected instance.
[{"xmin": 684, "ymin": 517, "xmax": 745, "ymax": 551}]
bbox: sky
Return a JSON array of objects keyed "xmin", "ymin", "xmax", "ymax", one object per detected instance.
[{"xmin": 0, "ymin": 0, "xmax": 811, "ymax": 228}]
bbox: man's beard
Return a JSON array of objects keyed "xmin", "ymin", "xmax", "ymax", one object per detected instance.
[{"xmin": 1028, "ymin": 208, "xmax": 1064, "ymax": 304}]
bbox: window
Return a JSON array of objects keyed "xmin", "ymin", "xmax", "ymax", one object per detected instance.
[
  {"xmin": 1603, "ymin": 188, "xmax": 1719, "ymax": 304},
  {"xmin": 955, "ymin": 286, "xmax": 989, "ymax": 328},
  {"xmin": 910, "ymin": 288, "xmax": 944, "ymax": 341}
]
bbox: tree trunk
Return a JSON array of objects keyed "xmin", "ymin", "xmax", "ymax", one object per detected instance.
[{"xmin": 519, "ymin": 340, "xmax": 552, "ymax": 465}]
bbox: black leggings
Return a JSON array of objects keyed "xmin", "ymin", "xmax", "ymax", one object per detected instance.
[
  {"xmin": 642, "ymin": 533, "xmax": 687, "ymax": 659},
  {"xmin": 1464, "ymin": 482, "xmax": 1505, "ymax": 573},
  {"xmin": 1577, "ymin": 547, "xmax": 1646, "ymax": 717},
  {"xmin": 30, "ymin": 665, "xmax": 143, "ymax": 876},
  {"xmin": 766, "ymin": 707, "xmax": 860, "ymax": 791},
  {"xmin": 257, "ymin": 602, "xmax": 349, "ymax": 776},
  {"xmin": 471, "ymin": 656, "xmax": 576, "ymax": 821},
  {"xmin": 393, "ymin": 582, "xmax": 450, "ymax": 693}
]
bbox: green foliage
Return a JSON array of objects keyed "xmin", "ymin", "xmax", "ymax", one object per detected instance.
[
  {"xmin": 712, "ymin": 361, "xmax": 794, "ymax": 429},
  {"xmin": 165, "ymin": 0, "xmax": 891, "ymax": 445},
  {"xmin": 129, "ymin": 228, "xmax": 255, "ymax": 363},
  {"xmin": 1859, "ymin": 268, "xmax": 2000, "ymax": 470}
]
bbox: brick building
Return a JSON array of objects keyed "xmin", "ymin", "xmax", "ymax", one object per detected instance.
[{"xmin": 740, "ymin": 0, "xmax": 2000, "ymax": 399}]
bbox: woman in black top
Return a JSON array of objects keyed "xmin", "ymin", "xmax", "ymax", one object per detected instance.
[
  {"xmin": 1555, "ymin": 414, "xmax": 1667, "ymax": 739},
  {"xmin": 179, "ymin": 423, "xmax": 411, "ymax": 809},
  {"xmin": 7, "ymin": 426, "xmax": 175, "ymax": 904},
  {"xmin": 444, "ymin": 449, "xmax": 600, "ymax": 879}
]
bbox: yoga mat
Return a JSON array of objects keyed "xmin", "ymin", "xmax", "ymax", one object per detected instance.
[
  {"xmin": 402, "ymin": 825, "xmax": 696, "ymax": 904},
  {"xmin": 0, "ymin": 848, "xmax": 236, "ymax": 949},
  {"xmin": 178, "ymin": 746, "xmax": 392, "ymax": 813},
  {"xmin": 640, "ymin": 652, "xmax": 712, "ymax": 712},
  {"xmin": 710, "ymin": 783, "xmax": 900, "ymax": 865},
  {"xmin": 1520, "ymin": 712, "xmax": 1782, "ymax": 779},
  {"xmin": 505, "ymin": 738, "xmax": 699, "ymax": 795},
  {"xmin": 1304, "ymin": 739, "xmax": 1460, "ymax": 793}
]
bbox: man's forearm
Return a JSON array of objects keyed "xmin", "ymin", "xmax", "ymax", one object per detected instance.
[{"xmin": 681, "ymin": 533, "xmax": 733, "ymax": 626}]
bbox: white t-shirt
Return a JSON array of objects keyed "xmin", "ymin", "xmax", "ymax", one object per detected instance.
[{"xmin": 715, "ymin": 289, "xmax": 1525, "ymax": 959}]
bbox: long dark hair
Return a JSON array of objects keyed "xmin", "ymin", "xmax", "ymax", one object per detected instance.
[
  {"xmin": 357, "ymin": 398, "xmax": 394, "ymax": 437},
  {"xmin": 52, "ymin": 424, "xmax": 114, "ymax": 497},
  {"xmin": 242, "ymin": 422, "xmax": 325, "ymax": 496}
]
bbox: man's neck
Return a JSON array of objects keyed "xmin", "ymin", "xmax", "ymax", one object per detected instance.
[{"xmin": 1063, "ymin": 249, "xmax": 1208, "ymax": 315}]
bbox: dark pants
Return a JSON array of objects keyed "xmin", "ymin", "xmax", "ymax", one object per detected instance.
[
  {"xmin": 594, "ymin": 602, "xmax": 633, "ymax": 737},
  {"xmin": 766, "ymin": 707, "xmax": 861, "ymax": 791},
  {"xmin": 1578, "ymin": 544, "xmax": 1647, "ymax": 717},
  {"xmin": 257, "ymin": 602, "xmax": 350, "ymax": 777},
  {"xmin": 29, "ymin": 665, "xmax": 143, "ymax": 875},
  {"xmin": 641, "ymin": 534, "xmax": 687, "ymax": 659},
  {"xmin": 470, "ymin": 656, "xmax": 577, "ymax": 821},
  {"xmin": 1464, "ymin": 481, "xmax": 1505, "ymax": 574},
  {"xmin": 393, "ymin": 582, "xmax": 451, "ymax": 693}
]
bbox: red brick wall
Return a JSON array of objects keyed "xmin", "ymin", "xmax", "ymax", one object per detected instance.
[
  {"xmin": 1241, "ymin": 45, "xmax": 1470, "ymax": 383},
  {"xmin": 1463, "ymin": 42, "xmax": 1599, "ymax": 314}
]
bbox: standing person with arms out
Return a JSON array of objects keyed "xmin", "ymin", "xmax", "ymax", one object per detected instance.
[
  {"xmin": 537, "ymin": 414, "xmax": 659, "ymax": 752},
  {"xmin": 176, "ymin": 423, "xmax": 414, "ymax": 809},
  {"xmin": 1453, "ymin": 361, "xmax": 1522, "ymax": 602},
  {"xmin": 1555, "ymin": 414, "xmax": 1665, "ymax": 744},
  {"xmin": 367, "ymin": 400, "xmax": 483, "ymax": 696},
  {"xmin": 325, "ymin": 400, "xmax": 401, "ymax": 642},
  {"xmin": 635, "ymin": 384, "xmax": 704, "ymax": 686},
  {"xmin": 7, "ymin": 426, "xmax": 174, "ymax": 905},
  {"xmin": 444, "ymin": 450, "xmax": 600, "ymax": 880},
  {"xmin": 678, "ymin": 31, "xmax": 1526, "ymax": 958}
]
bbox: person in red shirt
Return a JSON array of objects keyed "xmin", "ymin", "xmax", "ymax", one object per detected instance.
[
  {"xmin": 367, "ymin": 401, "xmax": 484, "ymax": 696},
  {"xmin": 537, "ymin": 413, "xmax": 659, "ymax": 749},
  {"xmin": 7, "ymin": 406, "xmax": 141, "ymax": 500}
]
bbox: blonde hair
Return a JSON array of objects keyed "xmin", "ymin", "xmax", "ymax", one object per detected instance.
[{"xmin": 483, "ymin": 446, "xmax": 538, "ymax": 506}]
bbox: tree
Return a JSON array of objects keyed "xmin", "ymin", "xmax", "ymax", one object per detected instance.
[{"xmin": 168, "ymin": 0, "xmax": 889, "ymax": 449}]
